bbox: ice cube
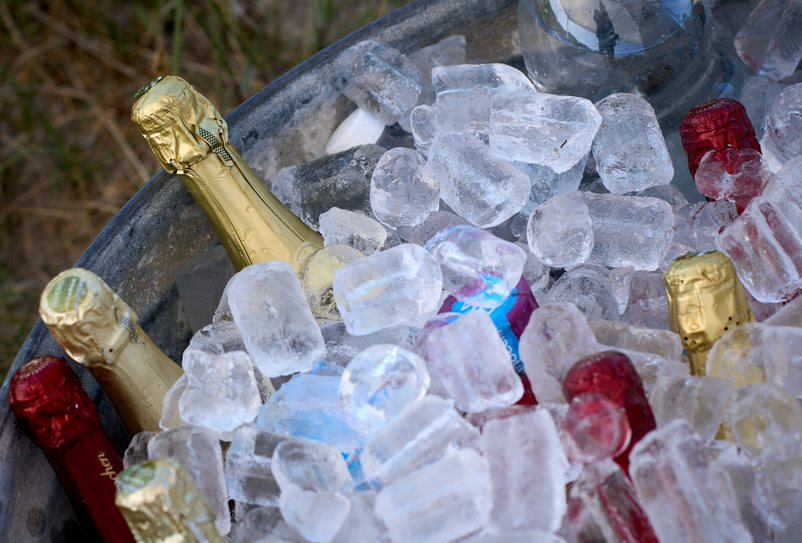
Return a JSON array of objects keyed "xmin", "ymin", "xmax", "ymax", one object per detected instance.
[
  {"xmin": 726, "ymin": 383, "xmax": 802, "ymax": 453},
  {"xmin": 123, "ymin": 431, "xmax": 156, "ymax": 469},
  {"xmin": 482, "ymin": 407, "xmax": 569, "ymax": 532},
  {"xmin": 567, "ymin": 459, "xmax": 657, "ymax": 543},
  {"xmin": 396, "ymin": 210, "xmax": 469, "ymax": 246},
  {"xmin": 649, "ymin": 363, "xmax": 734, "ymax": 442},
  {"xmin": 339, "ymin": 344, "xmax": 430, "ymax": 434},
  {"xmin": 333, "ymin": 243, "xmax": 443, "ymax": 335},
  {"xmin": 544, "ymin": 265, "xmax": 619, "ymax": 322},
  {"xmin": 179, "ymin": 347, "xmax": 261, "ymax": 436},
  {"xmin": 630, "ymin": 420, "xmax": 752, "ymax": 543},
  {"xmin": 225, "ymin": 425, "xmax": 284, "ymax": 507},
  {"xmin": 428, "ymin": 133, "xmax": 530, "ymax": 228},
  {"xmin": 410, "ymin": 104, "xmax": 435, "ymax": 156},
  {"xmin": 673, "ymin": 200, "xmax": 739, "ymax": 252},
  {"xmin": 374, "ymin": 447, "xmax": 492, "ymax": 543},
  {"xmin": 370, "ymin": 148, "xmax": 439, "ymax": 227},
  {"xmin": 271, "ymin": 144, "xmax": 385, "ymax": 229},
  {"xmin": 633, "ymin": 183, "xmax": 689, "ymax": 212},
  {"xmin": 159, "ymin": 374, "xmax": 187, "ymax": 431},
  {"xmin": 335, "ymin": 40, "xmax": 421, "ymax": 125},
  {"xmin": 272, "ymin": 439, "xmax": 353, "ymax": 543},
  {"xmin": 519, "ymin": 303, "xmax": 599, "ymax": 404},
  {"xmin": 734, "ymin": 0, "xmax": 802, "ymax": 82},
  {"xmin": 592, "ymin": 93, "xmax": 673, "ymax": 194},
  {"xmin": 425, "ymin": 225, "xmax": 526, "ymax": 308},
  {"xmin": 517, "ymin": 242, "xmax": 552, "ymax": 295},
  {"xmin": 588, "ymin": 320, "xmax": 683, "ymax": 361},
  {"xmin": 489, "ymin": 90, "xmax": 601, "ymax": 173},
  {"xmin": 319, "ymin": 207, "xmax": 387, "ymax": 256},
  {"xmin": 527, "ymin": 192, "xmax": 594, "ymax": 268},
  {"xmin": 620, "ymin": 270, "xmax": 670, "ymax": 330},
  {"xmin": 321, "ymin": 320, "xmax": 422, "ymax": 367},
  {"xmin": 739, "ymin": 76, "xmax": 785, "ymax": 139},
  {"xmin": 762, "ymin": 83, "xmax": 802, "ymax": 166},
  {"xmin": 562, "ymin": 393, "xmax": 631, "ymax": 464},
  {"xmin": 431, "ymin": 63, "xmax": 534, "ymax": 96},
  {"xmin": 256, "ymin": 369, "xmax": 364, "ymax": 454},
  {"xmin": 694, "ymin": 149, "xmax": 770, "ymax": 210},
  {"xmin": 716, "ymin": 158, "xmax": 802, "ymax": 303},
  {"xmin": 227, "ymin": 262, "xmax": 325, "ymax": 377},
  {"xmin": 581, "ymin": 192, "xmax": 674, "ymax": 271},
  {"xmin": 400, "ymin": 35, "xmax": 467, "ymax": 130},
  {"xmin": 360, "ymin": 395, "xmax": 481, "ymax": 487},
  {"xmin": 330, "ymin": 491, "xmax": 388, "ymax": 543},
  {"xmin": 420, "ymin": 310, "xmax": 524, "ymax": 412},
  {"xmin": 706, "ymin": 322, "xmax": 802, "ymax": 400}
]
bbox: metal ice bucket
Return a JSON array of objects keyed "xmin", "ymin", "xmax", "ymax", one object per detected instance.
[{"xmin": 0, "ymin": 1, "xmax": 522, "ymax": 539}]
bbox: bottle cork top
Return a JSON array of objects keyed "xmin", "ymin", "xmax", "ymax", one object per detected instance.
[
  {"xmin": 8, "ymin": 356, "xmax": 101, "ymax": 451},
  {"xmin": 39, "ymin": 268, "xmax": 138, "ymax": 367},
  {"xmin": 663, "ymin": 250, "xmax": 752, "ymax": 375},
  {"xmin": 115, "ymin": 459, "xmax": 223, "ymax": 543}
]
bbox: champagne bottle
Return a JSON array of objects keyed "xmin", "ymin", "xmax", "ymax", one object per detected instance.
[
  {"xmin": 131, "ymin": 75, "xmax": 324, "ymax": 273},
  {"xmin": 8, "ymin": 356, "xmax": 135, "ymax": 543},
  {"xmin": 115, "ymin": 458, "xmax": 224, "ymax": 543},
  {"xmin": 663, "ymin": 250, "xmax": 753, "ymax": 376},
  {"xmin": 39, "ymin": 268, "xmax": 184, "ymax": 435}
]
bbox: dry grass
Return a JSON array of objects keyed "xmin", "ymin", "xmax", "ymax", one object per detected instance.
[{"xmin": 0, "ymin": 0, "xmax": 408, "ymax": 380}]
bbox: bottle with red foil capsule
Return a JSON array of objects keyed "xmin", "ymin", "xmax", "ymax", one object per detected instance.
[
  {"xmin": 8, "ymin": 356, "xmax": 135, "ymax": 543},
  {"xmin": 679, "ymin": 98, "xmax": 761, "ymax": 179},
  {"xmin": 562, "ymin": 351, "xmax": 656, "ymax": 474},
  {"xmin": 438, "ymin": 276, "xmax": 539, "ymax": 405}
]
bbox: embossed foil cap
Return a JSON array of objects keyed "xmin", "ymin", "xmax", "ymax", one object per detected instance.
[
  {"xmin": 115, "ymin": 459, "xmax": 224, "ymax": 543},
  {"xmin": 9, "ymin": 356, "xmax": 102, "ymax": 451},
  {"xmin": 663, "ymin": 251, "xmax": 753, "ymax": 376},
  {"xmin": 9, "ymin": 356, "xmax": 135, "ymax": 543},
  {"xmin": 131, "ymin": 75, "xmax": 322, "ymax": 272},
  {"xmin": 40, "ymin": 268, "xmax": 183, "ymax": 434},
  {"xmin": 679, "ymin": 98, "xmax": 760, "ymax": 177}
]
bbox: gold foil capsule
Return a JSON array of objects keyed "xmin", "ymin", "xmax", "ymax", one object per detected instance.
[
  {"xmin": 39, "ymin": 268, "xmax": 183, "ymax": 435},
  {"xmin": 663, "ymin": 250, "xmax": 752, "ymax": 376},
  {"xmin": 115, "ymin": 458, "xmax": 224, "ymax": 543},
  {"xmin": 131, "ymin": 75, "xmax": 323, "ymax": 273}
]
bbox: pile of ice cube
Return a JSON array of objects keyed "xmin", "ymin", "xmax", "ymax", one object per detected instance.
[{"xmin": 132, "ymin": 13, "xmax": 802, "ymax": 542}]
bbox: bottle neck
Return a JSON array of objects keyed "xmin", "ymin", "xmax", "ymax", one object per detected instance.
[
  {"xmin": 178, "ymin": 145, "xmax": 322, "ymax": 273},
  {"xmin": 89, "ymin": 320, "xmax": 183, "ymax": 435}
]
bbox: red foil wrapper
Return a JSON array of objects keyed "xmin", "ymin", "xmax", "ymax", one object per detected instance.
[
  {"xmin": 562, "ymin": 351, "xmax": 656, "ymax": 474},
  {"xmin": 679, "ymin": 98, "xmax": 761, "ymax": 178},
  {"xmin": 8, "ymin": 356, "xmax": 134, "ymax": 543}
]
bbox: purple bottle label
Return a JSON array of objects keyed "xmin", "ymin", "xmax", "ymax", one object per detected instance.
[{"xmin": 438, "ymin": 277, "xmax": 538, "ymax": 374}]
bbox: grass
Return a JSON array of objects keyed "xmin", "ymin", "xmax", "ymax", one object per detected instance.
[{"xmin": 0, "ymin": 0, "xmax": 408, "ymax": 381}]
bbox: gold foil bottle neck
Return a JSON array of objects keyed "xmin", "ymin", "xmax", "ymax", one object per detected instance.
[
  {"xmin": 40, "ymin": 268, "xmax": 183, "ymax": 434},
  {"xmin": 663, "ymin": 250, "xmax": 753, "ymax": 376},
  {"xmin": 131, "ymin": 75, "xmax": 323, "ymax": 272},
  {"xmin": 115, "ymin": 459, "xmax": 224, "ymax": 543}
]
